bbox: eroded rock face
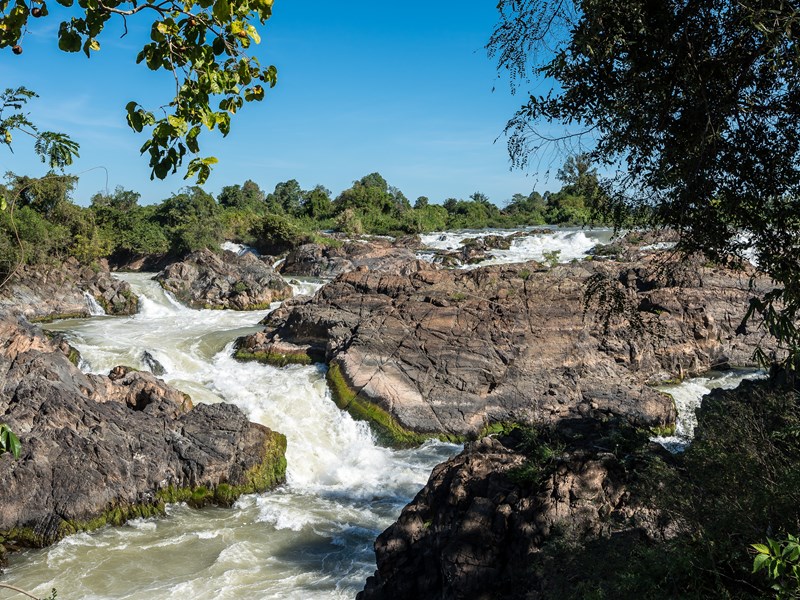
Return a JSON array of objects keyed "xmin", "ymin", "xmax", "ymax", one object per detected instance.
[
  {"xmin": 155, "ymin": 248, "xmax": 292, "ymax": 310},
  {"xmin": 0, "ymin": 258, "xmax": 138, "ymax": 321},
  {"xmin": 0, "ymin": 316, "xmax": 286, "ymax": 552},
  {"xmin": 358, "ymin": 425, "xmax": 662, "ymax": 600},
  {"xmin": 243, "ymin": 253, "xmax": 771, "ymax": 441},
  {"xmin": 280, "ymin": 239, "xmax": 429, "ymax": 279}
]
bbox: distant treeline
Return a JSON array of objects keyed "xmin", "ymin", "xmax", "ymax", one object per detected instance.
[{"xmin": 0, "ymin": 154, "xmax": 611, "ymax": 275}]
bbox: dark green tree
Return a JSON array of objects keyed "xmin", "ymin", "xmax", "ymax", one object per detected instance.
[
  {"xmin": 218, "ymin": 179, "xmax": 265, "ymax": 211},
  {"xmin": 489, "ymin": 0, "xmax": 800, "ymax": 365},
  {"xmin": 301, "ymin": 185, "xmax": 333, "ymax": 219},
  {"xmin": 266, "ymin": 179, "xmax": 303, "ymax": 215},
  {"xmin": 156, "ymin": 186, "xmax": 222, "ymax": 254}
]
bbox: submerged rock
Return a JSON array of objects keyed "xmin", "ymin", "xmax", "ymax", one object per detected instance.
[
  {"xmin": 0, "ymin": 315, "xmax": 287, "ymax": 555},
  {"xmin": 155, "ymin": 248, "xmax": 292, "ymax": 310},
  {"xmin": 0, "ymin": 257, "xmax": 138, "ymax": 321},
  {"xmin": 240, "ymin": 253, "xmax": 772, "ymax": 444}
]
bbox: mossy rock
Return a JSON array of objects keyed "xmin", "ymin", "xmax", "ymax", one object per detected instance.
[
  {"xmin": 326, "ymin": 362, "xmax": 462, "ymax": 448},
  {"xmin": 234, "ymin": 348, "xmax": 316, "ymax": 366}
]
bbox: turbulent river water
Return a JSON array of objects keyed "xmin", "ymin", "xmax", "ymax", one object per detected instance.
[
  {"xmin": 3, "ymin": 274, "xmax": 460, "ymax": 599},
  {"xmin": 1, "ymin": 228, "xmax": 760, "ymax": 598}
]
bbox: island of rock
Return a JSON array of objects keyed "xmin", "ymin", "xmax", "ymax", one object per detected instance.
[{"xmin": 237, "ymin": 249, "xmax": 771, "ymax": 445}]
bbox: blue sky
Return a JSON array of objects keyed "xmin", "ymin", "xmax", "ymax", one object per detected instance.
[{"xmin": 0, "ymin": 1, "xmax": 566, "ymax": 206}]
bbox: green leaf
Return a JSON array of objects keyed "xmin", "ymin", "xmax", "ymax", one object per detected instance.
[
  {"xmin": 753, "ymin": 553, "xmax": 770, "ymax": 573},
  {"xmin": 212, "ymin": 0, "xmax": 230, "ymax": 23},
  {"xmin": 246, "ymin": 25, "xmax": 260, "ymax": 44},
  {"xmin": 58, "ymin": 28, "xmax": 82, "ymax": 53},
  {"xmin": 753, "ymin": 544, "xmax": 771, "ymax": 554},
  {"xmin": 7, "ymin": 429, "xmax": 20, "ymax": 459}
]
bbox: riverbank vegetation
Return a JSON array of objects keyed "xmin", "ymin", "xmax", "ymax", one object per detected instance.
[{"xmin": 0, "ymin": 156, "xmax": 610, "ymax": 279}]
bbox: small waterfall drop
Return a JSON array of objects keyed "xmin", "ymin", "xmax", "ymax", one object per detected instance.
[{"xmin": 82, "ymin": 292, "xmax": 106, "ymax": 316}]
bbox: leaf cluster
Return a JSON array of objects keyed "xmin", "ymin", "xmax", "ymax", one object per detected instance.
[
  {"xmin": 0, "ymin": 423, "xmax": 21, "ymax": 459},
  {"xmin": 2, "ymin": 0, "xmax": 277, "ymax": 183}
]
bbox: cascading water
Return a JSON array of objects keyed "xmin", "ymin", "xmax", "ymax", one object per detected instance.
[
  {"xmin": 82, "ymin": 291, "xmax": 106, "ymax": 316},
  {"xmin": 652, "ymin": 369, "xmax": 764, "ymax": 453},
  {"xmin": 1, "ymin": 273, "xmax": 459, "ymax": 599},
  {"xmin": 2, "ymin": 269, "xmax": 762, "ymax": 598},
  {"xmin": 418, "ymin": 227, "xmax": 616, "ymax": 267}
]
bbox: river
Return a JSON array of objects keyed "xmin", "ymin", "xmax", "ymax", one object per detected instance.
[
  {"xmin": 0, "ymin": 228, "xmax": 758, "ymax": 598},
  {"xmin": 2, "ymin": 274, "xmax": 459, "ymax": 599}
]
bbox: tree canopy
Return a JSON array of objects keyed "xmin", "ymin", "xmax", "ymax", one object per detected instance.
[
  {"xmin": 489, "ymin": 0, "xmax": 800, "ymax": 365},
  {"xmin": 1, "ymin": 0, "xmax": 276, "ymax": 183}
]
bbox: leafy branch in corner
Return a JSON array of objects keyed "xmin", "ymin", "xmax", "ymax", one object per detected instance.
[{"xmin": 1, "ymin": 0, "xmax": 276, "ymax": 183}]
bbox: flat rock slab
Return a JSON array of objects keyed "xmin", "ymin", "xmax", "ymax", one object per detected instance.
[{"xmin": 246, "ymin": 253, "xmax": 771, "ymax": 440}]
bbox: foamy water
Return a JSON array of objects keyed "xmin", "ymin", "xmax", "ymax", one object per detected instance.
[
  {"xmin": 2, "ymin": 271, "xmax": 757, "ymax": 597},
  {"xmin": 3, "ymin": 273, "xmax": 458, "ymax": 599},
  {"xmin": 653, "ymin": 369, "xmax": 765, "ymax": 452},
  {"xmin": 418, "ymin": 227, "xmax": 615, "ymax": 267}
]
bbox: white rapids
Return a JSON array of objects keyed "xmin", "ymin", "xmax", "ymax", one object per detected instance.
[
  {"xmin": 653, "ymin": 369, "xmax": 765, "ymax": 453},
  {"xmin": 1, "ymin": 273, "xmax": 460, "ymax": 599},
  {"xmin": 1, "ymin": 271, "xmax": 761, "ymax": 598},
  {"xmin": 418, "ymin": 227, "xmax": 616, "ymax": 267}
]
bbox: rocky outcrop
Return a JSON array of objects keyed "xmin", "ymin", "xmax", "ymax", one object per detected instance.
[
  {"xmin": 358, "ymin": 421, "xmax": 664, "ymax": 600},
  {"xmin": 0, "ymin": 315, "xmax": 287, "ymax": 555},
  {"xmin": 360, "ymin": 377, "xmax": 800, "ymax": 600},
  {"xmin": 279, "ymin": 238, "xmax": 427, "ymax": 278},
  {"xmin": 155, "ymin": 248, "xmax": 292, "ymax": 310},
  {"xmin": 0, "ymin": 258, "xmax": 138, "ymax": 321},
  {"xmin": 239, "ymin": 253, "xmax": 772, "ymax": 444}
]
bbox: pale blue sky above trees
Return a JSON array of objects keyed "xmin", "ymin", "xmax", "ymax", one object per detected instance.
[{"xmin": 1, "ymin": 1, "xmax": 562, "ymax": 206}]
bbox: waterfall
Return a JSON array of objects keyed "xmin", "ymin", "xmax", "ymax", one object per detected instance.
[{"xmin": 83, "ymin": 292, "xmax": 106, "ymax": 316}]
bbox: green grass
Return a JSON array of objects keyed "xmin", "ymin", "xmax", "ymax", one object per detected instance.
[{"xmin": 234, "ymin": 348, "xmax": 316, "ymax": 366}]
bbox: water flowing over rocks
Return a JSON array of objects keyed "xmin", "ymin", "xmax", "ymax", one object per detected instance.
[
  {"xmin": 0, "ymin": 258, "xmax": 138, "ymax": 321},
  {"xmin": 240, "ymin": 253, "xmax": 772, "ymax": 443},
  {"xmin": 155, "ymin": 248, "xmax": 292, "ymax": 310},
  {"xmin": 0, "ymin": 315, "xmax": 287, "ymax": 557}
]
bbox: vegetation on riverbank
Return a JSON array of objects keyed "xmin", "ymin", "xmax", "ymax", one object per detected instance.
[
  {"xmin": 0, "ymin": 156, "xmax": 610, "ymax": 281},
  {"xmin": 510, "ymin": 379, "xmax": 800, "ymax": 599}
]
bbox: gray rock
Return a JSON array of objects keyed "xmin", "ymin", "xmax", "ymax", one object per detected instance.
[
  {"xmin": 243, "ymin": 254, "xmax": 774, "ymax": 440},
  {"xmin": 155, "ymin": 248, "xmax": 292, "ymax": 310},
  {"xmin": 0, "ymin": 315, "xmax": 286, "ymax": 552},
  {"xmin": 0, "ymin": 257, "xmax": 137, "ymax": 321}
]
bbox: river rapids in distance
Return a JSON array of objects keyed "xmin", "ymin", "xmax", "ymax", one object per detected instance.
[{"xmin": 1, "ymin": 228, "xmax": 760, "ymax": 598}]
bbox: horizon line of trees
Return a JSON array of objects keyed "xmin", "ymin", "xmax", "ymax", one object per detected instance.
[{"xmin": 0, "ymin": 154, "xmax": 613, "ymax": 276}]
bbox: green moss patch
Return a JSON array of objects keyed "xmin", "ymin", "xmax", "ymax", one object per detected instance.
[
  {"xmin": 1, "ymin": 431, "xmax": 287, "ymax": 553},
  {"xmin": 326, "ymin": 362, "xmax": 461, "ymax": 448},
  {"xmin": 234, "ymin": 348, "xmax": 316, "ymax": 366},
  {"xmin": 30, "ymin": 312, "xmax": 85, "ymax": 323}
]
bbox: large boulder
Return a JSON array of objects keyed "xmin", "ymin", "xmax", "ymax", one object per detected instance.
[
  {"xmin": 359, "ymin": 377, "xmax": 800, "ymax": 600},
  {"xmin": 0, "ymin": 257, "xmax": 138, "ymax": 321},
  {"xmin": 0, "ymin": 315, "xmax": 287, "ymax": 555},
  {"xmin": 155, "ymin": 248, "xmax": 292, "ymax": 310},
  {"xmin": 239, "ymin": 253, "xmax": 772, "ymax": 444},
  {"xmin": 358, "ymin": 422, "xmax": 664, "ymax": 600},
  {"xmin": 279, "ymin": 238, "xmax": 427, "ymax": 279}
]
